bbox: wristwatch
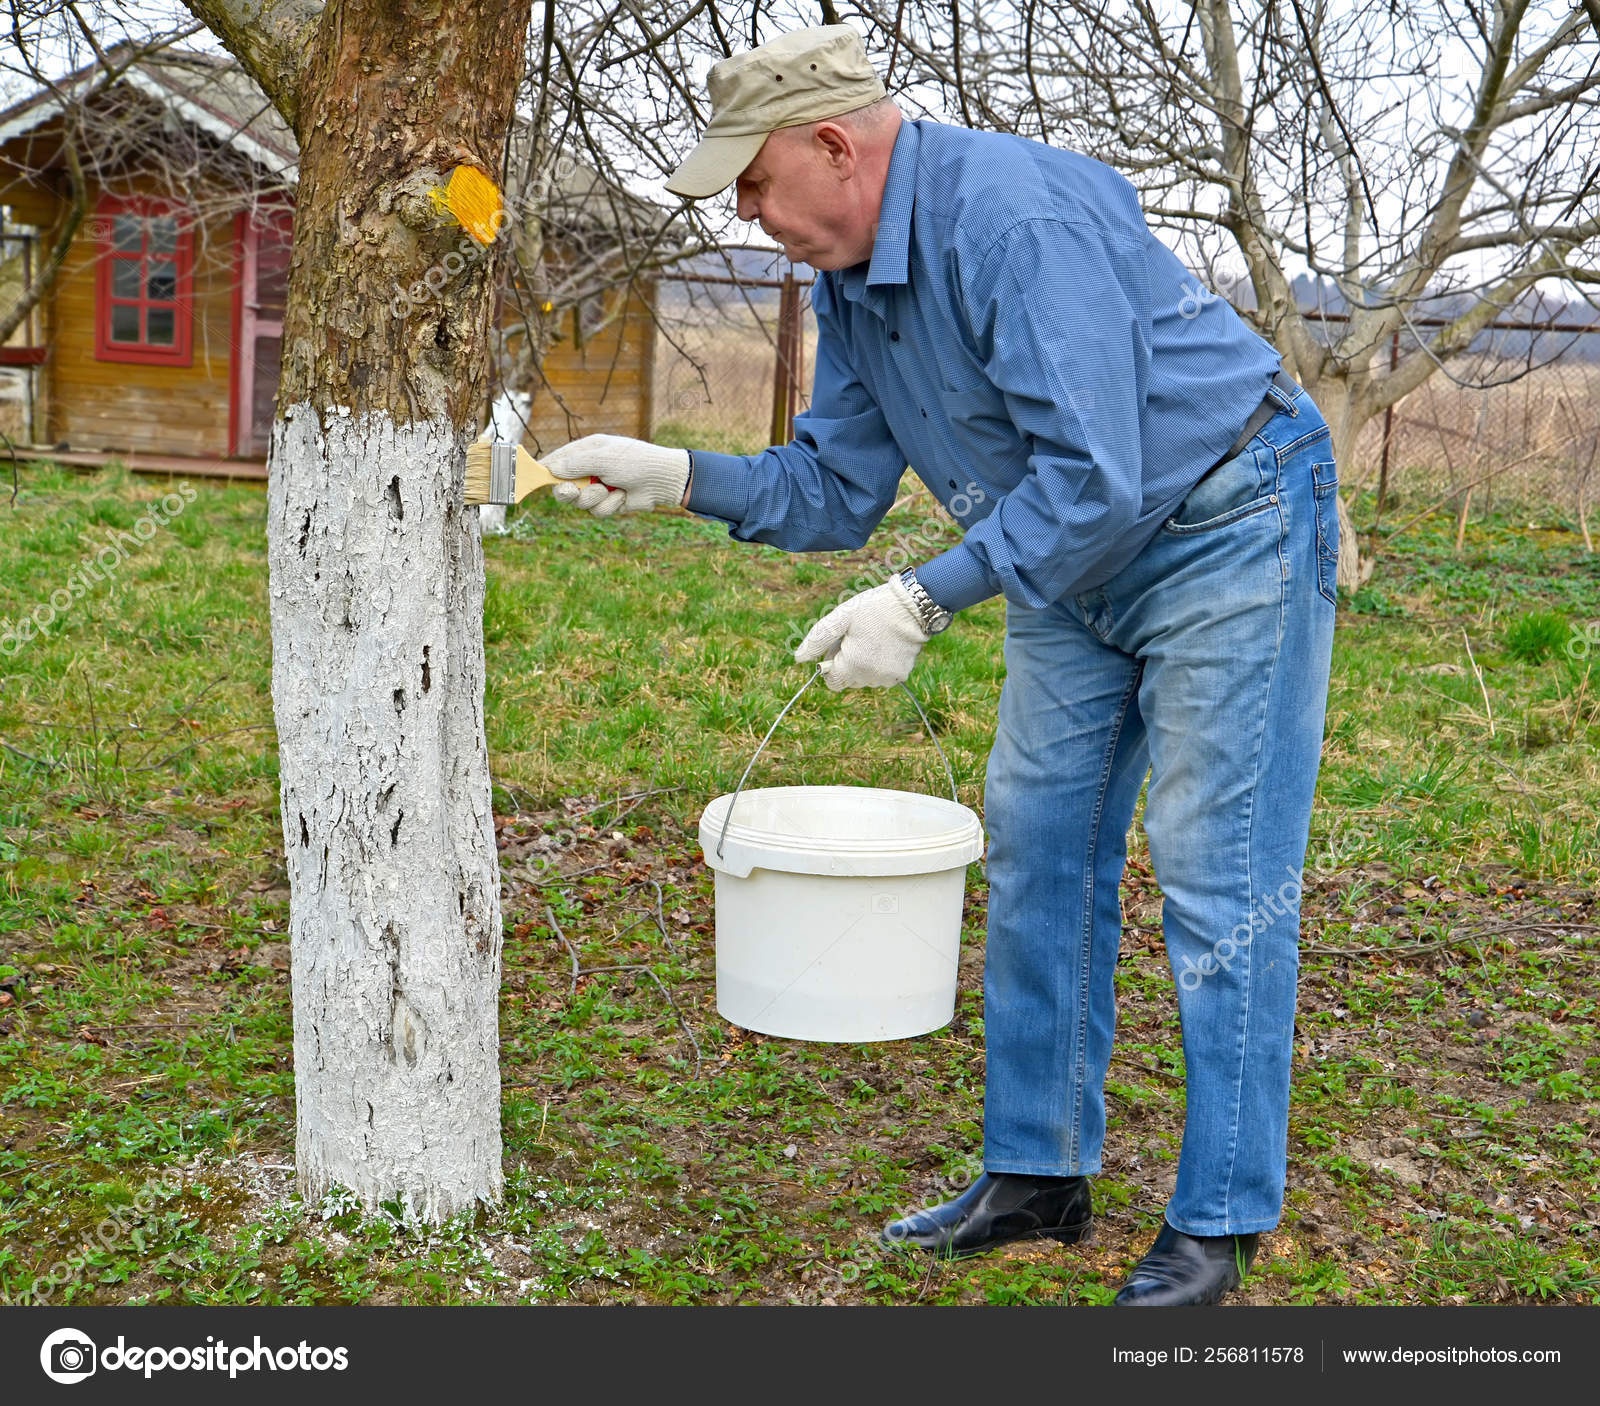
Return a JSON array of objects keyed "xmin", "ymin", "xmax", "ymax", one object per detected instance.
[{"xmin": 899, "ymin": 567, "xmax": 953, "ymax": 635}]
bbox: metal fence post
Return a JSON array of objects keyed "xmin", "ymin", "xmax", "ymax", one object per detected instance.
[
  {"xmin": 1375, "ymin": 329, "xmax": 1399, "ymax": 525},
  {"xmin": 769, "ymin": 271, "xmax": 801, "ymax": 446}
]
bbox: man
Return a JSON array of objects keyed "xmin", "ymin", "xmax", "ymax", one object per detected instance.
[{"xmin": 544, "ymin": 24, "xmax": 1338, "ymax": 1307}]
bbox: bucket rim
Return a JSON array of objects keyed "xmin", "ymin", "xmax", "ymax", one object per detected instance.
[{"xmin": 699, "ymin": 784, "xmax": 983, "ymax": 868}]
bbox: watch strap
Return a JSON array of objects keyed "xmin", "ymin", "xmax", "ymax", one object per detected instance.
[{"xmin": 899, "ymin": 567, "xmax": 952, "ymax": 634}]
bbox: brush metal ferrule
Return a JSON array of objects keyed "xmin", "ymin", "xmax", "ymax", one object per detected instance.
[{"xmin": 488, "ymin": 441, "xmax": 516, "ymax": 505}]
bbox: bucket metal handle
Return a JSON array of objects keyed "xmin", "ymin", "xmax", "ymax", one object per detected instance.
[{"xmin": 715, "ymin": 667, "xmax": 959, "ymax": 861}]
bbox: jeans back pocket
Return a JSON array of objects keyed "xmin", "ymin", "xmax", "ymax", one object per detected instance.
[{"xmin": 1313, "ymin": 459, "xmax": 1339, "ymax": 605}]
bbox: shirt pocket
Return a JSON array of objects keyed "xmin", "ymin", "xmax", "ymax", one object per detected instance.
[{"xmin": 937, "ymin": 379, "xmax": 1028, "ymax": 474}]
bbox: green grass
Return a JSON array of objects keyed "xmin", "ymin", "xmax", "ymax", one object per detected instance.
[
  {"xmin": 0, "ymin": 460, "xmax": 1597, "ymax": 1306},
  {"xmin": 1502, "ymin": 609, "xmax": 1577, "ymax": 664}
]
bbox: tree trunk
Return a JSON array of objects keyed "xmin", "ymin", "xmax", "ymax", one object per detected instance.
[
  {"xmin": 266, "ymin": 0, "xmax": 531, "ymax": 1224},
  {"xmin": 1303, "ymin": 373, "xmax": 1369, "ymax": 591}
]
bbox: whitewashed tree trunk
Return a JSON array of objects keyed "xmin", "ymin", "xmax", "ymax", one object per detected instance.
[
  {"xmin": 183, "ymin": 0, "xmax": 534, "ymax": 1226},
  {"xmin": 268, "ymin": 405, "xmax": 502, "ymax": 1222}
]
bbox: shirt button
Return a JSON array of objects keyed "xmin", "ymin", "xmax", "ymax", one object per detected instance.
[
  {"xmin": 889, "ymin": 331, "xmax": 900, "ymax": 341},
  {"xmin": 920, "ymin": 408, "xmax": 927, "ymax": 417}
]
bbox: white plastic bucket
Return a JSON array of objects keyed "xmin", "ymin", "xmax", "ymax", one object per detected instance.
[{"xmin": 699, "ymin": 784, "xmax": 985, "ymax": 1042}]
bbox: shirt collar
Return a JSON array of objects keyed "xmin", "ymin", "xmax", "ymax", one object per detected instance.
[
  {"xmin": 835, "ymin": 118, "xmax": 919, "ymax": 310},
  {"xmin": 865, "ymin": 117, "xmax": 918, "ymax": 287}
]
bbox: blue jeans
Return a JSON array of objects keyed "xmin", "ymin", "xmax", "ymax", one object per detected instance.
[{"xmin": 980, "ymin": 379, "xmax": 1338, "ymax": 1236}]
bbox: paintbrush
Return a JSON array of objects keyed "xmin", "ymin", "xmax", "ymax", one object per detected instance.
[{"xmin": 463, "ymin": 441, "xmax": 606, "ymax": 507}]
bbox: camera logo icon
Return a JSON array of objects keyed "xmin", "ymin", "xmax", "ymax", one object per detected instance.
[
  {"xmin": 40, "ymin": 1328, "xmax": 97, "ymax": 1383},
  {"xmin": 871, "ymin": 893, "xmax": 899, "ymax": 915}
]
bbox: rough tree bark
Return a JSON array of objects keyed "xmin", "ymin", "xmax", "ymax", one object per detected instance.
[{"xmin": 184, "ymin": 0, "xmax": 532, "ymax": 1223}]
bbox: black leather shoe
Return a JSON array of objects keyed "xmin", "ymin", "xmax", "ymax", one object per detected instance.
[
  {"xmin": 879, "ymin": 1172, "xmax": 1093, "ymax": 1260},
  {"xmin": 1114, "ymin": 1220, "xmax": 1260, "ymax": 1305}
]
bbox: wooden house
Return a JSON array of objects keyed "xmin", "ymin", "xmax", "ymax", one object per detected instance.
[{"xmin": 0, "ymin": 49, "xmax": 670, "ymax": 462}]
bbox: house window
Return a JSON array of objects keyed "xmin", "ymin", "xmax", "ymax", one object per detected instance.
[{"xmin": 94, "ymin": 201, "xmax": 193, "ymax": 366}]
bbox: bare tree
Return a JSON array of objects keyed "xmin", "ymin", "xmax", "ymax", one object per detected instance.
[
  {"xmin": 494, "ymin": 3, "xmax": 864, "ymax": 447},
  {"xmin": 848, "ymin": 0, "xmax": 1600, "ymax": 584},
  {"xmin": 157, "ymin": 0, "xmax": 730, "ymax": 1227},
  {"xmin": 0, "ymin": 6, "xmax": 213, "ymax": 345},
  {"xmin": 168, "ymin": 0, "xmax": 534, "ymax": 1225},
  {"xmin": 0, "ymin": 0, "xmax": 745, "ymax": 1226}
]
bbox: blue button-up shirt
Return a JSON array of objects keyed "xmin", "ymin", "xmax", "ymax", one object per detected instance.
[{"xmin": 684, "ymin": 118, "xmax": 1284, "ymax": 613}]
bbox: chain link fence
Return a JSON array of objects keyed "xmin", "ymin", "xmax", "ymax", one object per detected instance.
[
  {"xmin": 651, "ymin": 267, "xmax": 817, "ymax": 457},
  {"xmin": 1349, "ymin": 328, "xmax": 1599, "ymax": 536}
]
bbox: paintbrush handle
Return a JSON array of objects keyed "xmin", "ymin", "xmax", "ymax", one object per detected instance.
[{"xmin": 512, "ymin": 446, "xmax": 609, "ymax": 503}]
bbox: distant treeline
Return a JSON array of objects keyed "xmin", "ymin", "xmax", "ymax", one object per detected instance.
[{"xmin": 658, "ymin": 258, "xmax": 1599, "ymax": 363}]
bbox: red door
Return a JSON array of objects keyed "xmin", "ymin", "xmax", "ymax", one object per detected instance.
[{"xmin": 231, "ymin": 208, "xmax": 292, "ymax": 457}]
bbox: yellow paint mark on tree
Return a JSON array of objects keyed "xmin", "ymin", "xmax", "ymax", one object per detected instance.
[{"xmin": 429, "ymin": 165, "xmax": 504, "ymax": 245}]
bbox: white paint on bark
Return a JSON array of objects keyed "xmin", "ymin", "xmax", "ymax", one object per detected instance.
[{"xmin": 267, "ymin": 402, "xmax": 503, "ymax": 1225}]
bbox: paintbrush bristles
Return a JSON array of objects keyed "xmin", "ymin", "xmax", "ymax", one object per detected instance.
[
  {"xmin": 461, "ymin": 440, "xmax": 502, "ymax": 506},
  {"xmin": 463, "ymin": 441, "xmax": 564, "ymax": 507}
]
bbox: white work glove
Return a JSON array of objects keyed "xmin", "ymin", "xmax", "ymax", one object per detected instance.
[
  {"xmin": 545, "ymin": 434, "xmax": 690, "ymax": 516},
  {"xmin": 794, "ymin": 576, "xmax": 932, "ymax": 691}
]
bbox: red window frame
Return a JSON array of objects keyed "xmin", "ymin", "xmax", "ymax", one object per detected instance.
[{"xmin": 93, "ymin": 198, "xmax": 195, "ymax": 367}]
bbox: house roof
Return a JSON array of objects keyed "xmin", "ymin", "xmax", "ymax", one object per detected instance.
[
  {"xmin": 0, "ymin": 47, "xmax": 298, "ymax": 182},
  {"xmin": 0, "ymin": 45, "xmax": 677, "ymax": 244}
]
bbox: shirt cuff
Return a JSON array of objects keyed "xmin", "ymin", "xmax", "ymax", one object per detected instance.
[
  {"xmin": 915, "ymin": 543, "xmax": 1000, "ymax": 614},
  {"xmin": 684, "ymin": 449, "xmax": 752, "ymax": 524}
]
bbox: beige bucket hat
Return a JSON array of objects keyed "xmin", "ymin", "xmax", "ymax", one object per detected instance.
[{"xmin": 664, "ymin": 25, "xmax": 887, "ymax": 198}]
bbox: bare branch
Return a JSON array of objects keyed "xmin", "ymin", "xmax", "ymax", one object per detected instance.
[{"xmin": 177, "ymin": 0, "xmax": 321, "ymax": 129}]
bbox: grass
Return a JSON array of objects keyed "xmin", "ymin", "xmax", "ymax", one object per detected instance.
[{"xmin": 0, "ymin": 458, "xmax": 1597, "ymax": 1306}]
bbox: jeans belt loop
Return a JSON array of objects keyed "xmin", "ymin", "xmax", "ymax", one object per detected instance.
[{"xmin": 1218, "ymin": 369, "xmax": 1300, "ymax": 467}]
